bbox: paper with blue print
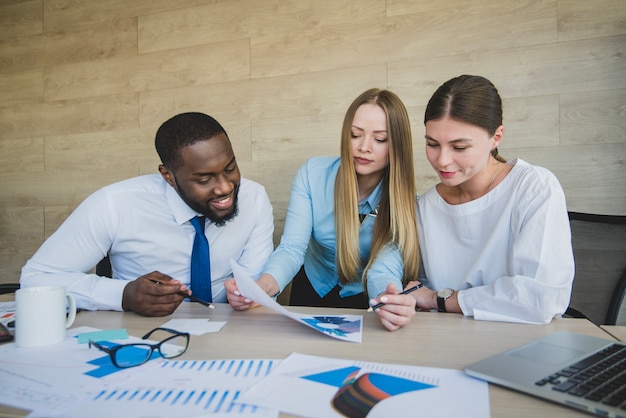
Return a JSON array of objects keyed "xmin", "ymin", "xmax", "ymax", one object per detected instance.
[
  {"xmin": 238, "ymin": 352, "xmax": 490, "ymax": 418},
  {"xmin": 231, "ymin": 260, "xmax": 363, "ymax": 343},
  {"xmin": 0, "ymin": 326, "xmax": 159, "ymax": 416}
]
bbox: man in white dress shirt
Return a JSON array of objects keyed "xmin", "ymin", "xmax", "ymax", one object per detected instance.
[{"xmin": 21, "ymin": 112, "xmax": 274, "ymax": 316}]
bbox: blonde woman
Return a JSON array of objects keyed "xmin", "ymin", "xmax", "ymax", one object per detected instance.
[{"xmin": 226, "ymin": 88, "xmax": 420, "ymax": 331}]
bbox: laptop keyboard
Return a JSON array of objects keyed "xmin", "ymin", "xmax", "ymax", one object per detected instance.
[{"xmin": 536, "ymin": 343, "xmax": 626, "ymax": 408}]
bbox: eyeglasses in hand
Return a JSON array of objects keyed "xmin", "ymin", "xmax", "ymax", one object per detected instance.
[{"xmin": 88, "ymin": 327, "xmax": 190, "ymax": 368}]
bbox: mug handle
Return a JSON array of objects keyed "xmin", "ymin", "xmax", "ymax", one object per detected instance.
[{"xmin": 65, "ymin": 294, "xmax": 77, "ymax": 328}]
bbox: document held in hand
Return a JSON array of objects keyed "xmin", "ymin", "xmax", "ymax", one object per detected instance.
[{"xmin": 231, "ymin": 259, "xmax": 363, "ymax": 343}]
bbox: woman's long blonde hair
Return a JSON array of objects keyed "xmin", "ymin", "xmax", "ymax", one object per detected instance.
[{"xmin": 334, "ymin": 88, "xmax": 420, "ymax": 286}]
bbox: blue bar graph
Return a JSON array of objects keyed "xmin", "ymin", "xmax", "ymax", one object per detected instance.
[{"xmin": 67, "ymin": 359, "xmax": 279, "ymax": 417}]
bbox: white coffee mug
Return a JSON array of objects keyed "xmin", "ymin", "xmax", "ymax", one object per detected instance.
[{"xmin": 15, "ymin": 285, "xmax": 77, "ymax": 347}]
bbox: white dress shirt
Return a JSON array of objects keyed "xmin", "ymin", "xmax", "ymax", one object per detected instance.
[
  {"xmin": 20, "ymin": 174, "xmax": 274, "ymax": 311},
  {"xmin": 417, "ymin": 158, "xmax": 575, "ymax": 324}
]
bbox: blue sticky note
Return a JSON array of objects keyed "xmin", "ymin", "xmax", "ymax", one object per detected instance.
[{"xmin": 77, "ymin": 328, "xmax": 129, "ymax": 344}]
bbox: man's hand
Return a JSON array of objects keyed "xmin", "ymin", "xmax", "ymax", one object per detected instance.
[
  {"xmin": 225, "ymin": 273, "xmax": 279, "ymax": 311},
  {"xmin": 370, "ymin": 282, "xmax": 418, "ymax": 331},
  {"xmin": 122, "ymin": 271, "xmax": 188, "ymax": 316}
]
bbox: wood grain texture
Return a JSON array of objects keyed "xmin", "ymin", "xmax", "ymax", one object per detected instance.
[
  {"xmin": 558, "ymin": 0, "xmax": 626, "ymax": 41},
  {"xmin": 388, "ymin": 35, "xmax": 626, "ymax": 108},
  {"xmin": 0, "ymin": 18, "xmax": 137, "ymax": 74},
  {"xmin": 560, "ymin": 89, "xmax": 626, "ymax": 145},
  {"xmin": 0, "ymin": 170, "xmax": 137, "ymax": 207},
  {"xmin": 0, "ymin": 241, "xmax": 41, "ymax": 283},
  {"xmin": 43, "ymin": 0, "xmax": 215, "ymax": 32},
  {"xmin": 44, "ymin": 39, "xmax": 251, "ymax": 101},
  {"xmin": 0, "ymin": 93, "xmax": 138, "ymax": 140},
  {"xmin": 0, "ymin": 0, "xmax": 42, "ymax": 41},
  {"xmin": 251, "ymin": 0, "xmax": 556, "ymax": 78},
  {"xmin": 0, "ymin": 0, "xmax": 624, "ymax": 282},
  {"xmin": 0, "ymin": 68, "xmax": 43, "ymax": 103},
  {"xmin": 138, "ymin": 0, "xmax": 383, "ymax": 54},
  {"xmin": 44, "ymin": 129, "xmax": 158, "ymax": 171},
  {"xmin": 0, "ymin": 206, "xmax": 43, "ymax": 242},
  {"xmin": 0, "ymin": 137, "xmax": 44, "ymax": 172}
]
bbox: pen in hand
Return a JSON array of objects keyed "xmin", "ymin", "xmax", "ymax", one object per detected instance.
[
  {"xmin": 150, "ymin": 279, "xmax": 215, "ymax": 309},
  {"xmin": 367, "ymin": 283, "xmax": 423, "ymax": 312},
  {"xmin": 183, "ymin": 292, "xmax": 215, "ymax": 309}
]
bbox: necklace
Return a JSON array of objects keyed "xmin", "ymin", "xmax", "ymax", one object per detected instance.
[
  {"xmin": 486, "ymin": 161, "xmax": 503, "ymax": 193},
  {"xmin": 456, "ymin": 161, "xmax": 503, "ymax": 204}
]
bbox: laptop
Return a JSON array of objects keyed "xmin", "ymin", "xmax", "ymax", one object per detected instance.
[{"xmin": 464, "ymin": 331, "xmax": 626, "ymax": 417}]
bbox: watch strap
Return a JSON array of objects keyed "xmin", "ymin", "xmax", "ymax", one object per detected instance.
[{"xmin": 437, "ymin": 295, "xmax": 447, "ymax": 313}]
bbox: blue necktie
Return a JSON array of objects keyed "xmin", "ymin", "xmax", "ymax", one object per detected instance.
[{"xmin": 189, "ymin": 216, "xmax": 212, "ymax": 302}]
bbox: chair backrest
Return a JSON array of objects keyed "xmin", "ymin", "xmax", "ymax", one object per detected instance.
[
  {"xmin": 0, "ymin": 283, "xmax": 20, "ymax": 295},
  {"xmin": 567, "ymin": 212, "xmax": 626, "ymax": 325},
  {"xmin": 95, "ymin": 255, "xmax": 112, "ymax": 278}
]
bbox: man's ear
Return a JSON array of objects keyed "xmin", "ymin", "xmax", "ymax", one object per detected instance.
[{"xmin": 159, "ymin": 164, "xmax": 176, "ymax": 188}]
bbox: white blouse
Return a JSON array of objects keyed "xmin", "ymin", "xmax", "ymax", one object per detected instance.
[{"xmin": 417, "ymin": 159, "xmax": 575, "ymax": 324}]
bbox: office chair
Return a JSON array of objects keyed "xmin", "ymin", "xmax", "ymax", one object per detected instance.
[
  {"xmin": 96, "ymin": 255, "xmax": 112, "ymax": 278},
  {"xmin": 1, "ymin": 256, "xmax": 111, "ymax": 295},
  {"xmin": 565, "ymin": 212, "xmax": 626, "ymax": 325},
  {"xmin": 0, "ymin": 283, "xmax": 20, "ymax": 295}
]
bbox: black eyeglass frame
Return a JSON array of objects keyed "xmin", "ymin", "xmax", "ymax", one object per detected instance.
[{"xmin": 88, "ymin": 327, "xmax": 190, "ymax": 368}]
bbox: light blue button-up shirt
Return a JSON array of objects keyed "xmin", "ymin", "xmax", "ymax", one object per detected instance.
[{"xmin": 264, "ymin": 156, "xmax": 403, "ymax": 299}]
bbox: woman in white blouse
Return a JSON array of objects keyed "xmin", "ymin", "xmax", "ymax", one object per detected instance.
[{"xmin": 408, "ymin": 75, "xmax": 574, "ymax": 324}]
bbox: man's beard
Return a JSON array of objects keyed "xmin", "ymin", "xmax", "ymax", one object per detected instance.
[
  {"xmin": 175, "ymin": 177, "xmax": 240, "ymax": 227},
  {"xmin": 208, "ymin": 199, "xmax": 239, "ymax": 227}
]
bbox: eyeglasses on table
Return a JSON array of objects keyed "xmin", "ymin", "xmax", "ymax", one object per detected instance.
[{"xmin": 88, "ymin": 327, "xmax": 190, "ymax": 368}]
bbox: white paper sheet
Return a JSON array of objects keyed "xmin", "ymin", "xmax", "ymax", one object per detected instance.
[
  {"xmin": 231, "ymin": 260, "xmax": 363, "ymax": 343},
  {"xmin": 238, "ymin": 352, "xmax": 491, "ymax": 418},
  {"xmin": 59, "ymin": 358, "xmax": 280, "ymax": 418},
  {"xmin": 0, "ymin": 301, "xmax": 15, "ymax": 326},
  {"xmin": 0, "ymin": 324, "xmax": 278, "ymax": 418},
  {"xmin": 0, "ymin": 326, "xmax": 160, "ymax": 417}
]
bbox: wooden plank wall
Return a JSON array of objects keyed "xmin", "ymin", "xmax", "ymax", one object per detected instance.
[{"xmin": 1, "ymin": 0, "xmax": 625, "ymax": 283}]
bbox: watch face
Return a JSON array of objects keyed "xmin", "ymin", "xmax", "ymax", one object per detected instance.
[{"xmin": 437, "ymin": 288, "xmax": 453, "ymax": 298}]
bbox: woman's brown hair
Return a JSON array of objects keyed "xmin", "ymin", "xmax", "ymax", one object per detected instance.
[{"xmin": 424, "ymin": 75, "xmax": 507, "ymax": 162}]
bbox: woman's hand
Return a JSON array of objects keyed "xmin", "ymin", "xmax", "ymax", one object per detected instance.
[
  {"xmin": 224, "ymin": 277, "xmax": 257, "ymax": 310},
  {"xmin": 370, "ymin": 282, "xmax": 419, "ymax": 331},
  {"xmin": 224, "ymin": 274, "xmax": 280, "ymax": 311},
  {"xmin": 405, "ymin": 280, "xmax": 461, "ymax": 313}
]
